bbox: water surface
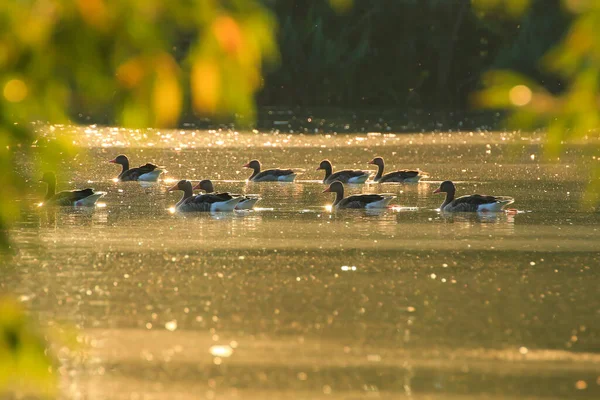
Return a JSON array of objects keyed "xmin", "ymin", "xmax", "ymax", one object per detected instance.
[{"xmin": 5, "ymin": 126, "xmax": 600, "ymax": 399}]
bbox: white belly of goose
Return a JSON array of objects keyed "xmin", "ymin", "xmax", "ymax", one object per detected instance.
[
  {"xmin": 475, "ymin": 198, "xmax": 514, "ymax": 212},
  {"xmin": 236, "ymin": 197, "xmax": 260, "ymax": 210},
  {"xmin": 210, "ymin": 197, "xmax": 242, "ymax": 212},
  {"xmin": 74, "ymin": 192, "xmax": 106, "ymax": 207},
  {"xmin": 138, "ymin": 169, "xmax": 164, "ymax": 182},
  {"xmin": 365, "ymin": 196, "xmax": 395, "ymax": 209},
  {"xmin": 277, "ymin": 174, "xmax": 297, "ymax": 182},
  {"xmin": 347, "ymin": 174, "xmax": 370, "ymax": 184}
]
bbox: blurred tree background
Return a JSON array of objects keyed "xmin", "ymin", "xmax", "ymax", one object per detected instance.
[
  {"xmin": 258, "ymin": 0, "xmax": 569, "ymax": 110},
  {"xmin": 59, "ymin": 0, "xmax": 573, "ymax": 119}
]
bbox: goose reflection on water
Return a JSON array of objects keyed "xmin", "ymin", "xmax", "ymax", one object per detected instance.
[
  {"xmin": 439, "ymin": 210, "xmax": 516, "ymax": 234},
  {"xmin": 37, "ymin": 204, "xmax": 108, "ymax": 230}
]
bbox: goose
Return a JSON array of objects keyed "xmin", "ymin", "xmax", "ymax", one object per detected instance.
[
  {"xmin": 369, "ymin": 157, "xmax": 426, "ymax": 183},
  {"xmin": 243, "ymin": 160, "xmax": 297, "ymax": 182},
  {"xmin": 39, "ymin": 172, "xmax": 105, "ymax": 206},
  {"xmin": 167, "ymin": 180, "xmax": 240, "ymax": 212},
  {"xmin": 317, "ymin": 159, "xmax": 371, "ymax": 184},
  {"xmin": 109, "ymin": 154, "xmax": 165, "ymax": 182},
  {"xmin": 193, "ymin": 179, "xmax": 260, "ymax": 210},
  {"xmin": 434, "ymin": 181, "xmax": 514, "ymax": 212},
  {"xmin": 323, "ymin": 181, "xmax": 395, "ymax": 209}
]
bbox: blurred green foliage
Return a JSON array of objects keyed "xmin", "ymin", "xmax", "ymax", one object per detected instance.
[
  {"xmin": 0, "ymin": 0, "xmax": 278, "ymax": 247},
  {"xmin": 1, "ymin": 0, "xmax": 278, "ymax": 396},
  {"xmin": 475, "ymin": 0, "xmax": 600, "ymax": 208},
  {"xmin": 0, "ymin": 298, "xmax": 56, "ymax": 397}
]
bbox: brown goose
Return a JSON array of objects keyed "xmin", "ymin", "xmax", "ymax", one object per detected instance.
[
  {"xmin": 193, "ymin": 180, "xmax": 261, "ymax": 210},
  {"xmin": 369, "ymin": 157, "xmax": 426, "ymax": 183},
  {"xmin": 323, "ymin": 181, "xmax": 395, "ymax": 209},
  {"xmin": 40, "ymin": 172, "xmax": 105, "ymax": 206},
  {"xmin": 317, "ymin": 159, "xmax": 371, "ymax": 184},
  {"xmin": 109, "ymin": 154, "xmax": 164, "ymax": 182},
  {"xmin": 434, "ymin": 181, "xmax": 514, "ymax": 212},
  {"xmin": 168, "ymin": 180, "xmax": 241, "ymax": 212},
  {"xmin": 243, "ymin": 160, "xmax": 297, "ymax": 182}
]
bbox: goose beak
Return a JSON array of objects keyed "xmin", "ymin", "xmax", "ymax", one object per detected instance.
[
  {"xmin": 167, "ymin": 184, "xmax": 178, "ymax": 192},
  {"xmin": 108, "ymin": 159, "xmax": 117, "ymax": 163},
  {"xmin": 192, "ymin": 183, "xmax": 200, "ymax": 190},
  {"xmin": 433, "ymin": 188, "xmax": 441, "ymax": 194},
  {"xmin": 368, "ymin": 160, "xmax": 375, "ymax": 164},
  {"xmin": 323, "ymin": 187, "xmax": 331, "ymax": 193},
  {"xmin": 242, "ymin": 163, "xmax": 250, "ymax": 168},
  {"xmin": 315, "ymin": 167, "xmax": 322, "ymax": 171}
]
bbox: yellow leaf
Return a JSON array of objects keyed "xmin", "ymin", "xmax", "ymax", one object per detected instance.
[
  {"xmin": 212, "ymin": 15, "xmax": 243, "ymax": 57},
  {"xmin": 153, "ymin": 54, "xmax": 181, "ymax": 127},
  {"xmin": 117, "ymin": 57, "xmax": 146, "ymax": 89},
  {"xmin": 191, "ymin": 60, "xmax": 220, "ymax": 114},
  {"xmin": 76, "ymin": 0, "xmax": 109, "ymax": 30}
]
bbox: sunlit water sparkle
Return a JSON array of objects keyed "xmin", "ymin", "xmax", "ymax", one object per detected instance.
[{"xmin": 5, "ymin": 125, "xmax": 600, "ymax": 399}]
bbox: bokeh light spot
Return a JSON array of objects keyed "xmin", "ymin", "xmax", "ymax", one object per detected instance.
[
  {"xmin": 509, "ymin": 85, "xmax": 532, "ymax": 106},
  {"xmin": 4, "ymin": 79, "xmax": 28, "ymax": 102}
]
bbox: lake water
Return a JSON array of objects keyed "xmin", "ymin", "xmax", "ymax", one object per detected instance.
[{"xmin": 5, "ymin": 126, "xmax": 600, "ymax": 399}]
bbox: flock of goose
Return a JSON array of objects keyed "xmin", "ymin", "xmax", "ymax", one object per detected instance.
[{"xmin": 39, "ymin": 154, "xmax": 515, "ymax": 213}]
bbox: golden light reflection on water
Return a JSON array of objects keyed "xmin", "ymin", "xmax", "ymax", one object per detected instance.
[
  {"xmin": 209, "ymin": 345, "xmax": 233, "ymax": 358},
  {"xmin": 9, "ymin": 126, "xmax": 600, "ymax": 399},
  {"xmin": 39, "ymin": 123, "xmax": 558, "ymax": 150}
]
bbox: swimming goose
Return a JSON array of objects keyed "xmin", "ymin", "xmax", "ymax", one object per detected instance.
[
  {"xmin": 434, "ymin": 181, "xmax": 514, "ymax": 212},
  {"xmin": 323, "ymin": 181, "xmax": 395, "ymax": 209},
  {"xmin": 39, "ymin": 172, "xmax": 105, "ymax": 206},
  {"xmin": 193, "ymin": 179, "xmax": 261, "ymax": 210},
  {"xmin": 369, "ymin": 157, "xmax": 426, "ymax": 183},
  {"xmin": 317, "ymin": 159, "xmax": 371, "ymax": 184},
  {"xmin": 109, "ymin": 154, "xmax": 165, "ymax": 182},
  {"xmin": 168, "ymin": 180, "xmax": 241, "ymax": 212},
  {"xmin": 243, "ymin": 160, "xmax": 297, "ymax": 182}
]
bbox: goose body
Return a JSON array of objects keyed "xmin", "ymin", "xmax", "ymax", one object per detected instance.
[
  {"xmin": 40, "ymin": 172, "xmax": 105, "ymax": 206},
  {"xmin": 244, "ymin": 160, "xmax": 297, "ymax": 182},
  {"xmin": 317, "ymin": 159, "xmax": 371, "ymax": 184},
  {"xmin": 168, "ymin": 180, "xmax": 241, "ymax": 212},
  {"xmin": 323, "ymin": 181, "xmax": 395, "ymax": 209},
  {"xmin": 193, "ymin": 180, "xmax": 261, "ymax": 210},
  {"xmin": 110, "ymin": 155, "xmax": 165, "ymax": 182},
  {"xmin": 434, "ymin": 181, "xmax": 514, "ymax": 212},
  {"xmin": 369, "ymin": 157, "xmax": 426, "ymax": 183}
]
